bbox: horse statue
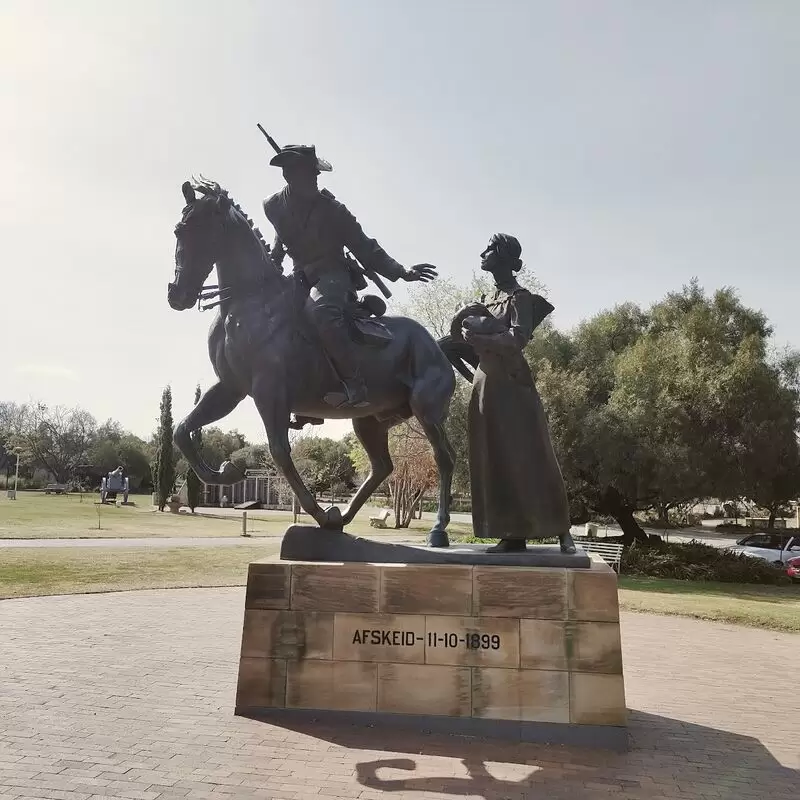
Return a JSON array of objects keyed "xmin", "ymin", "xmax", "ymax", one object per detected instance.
[{"xmin": 167, "ymin": 179, "xmax": 455, "ymax": 544}]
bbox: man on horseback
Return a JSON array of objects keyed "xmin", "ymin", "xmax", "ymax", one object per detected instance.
[{"xmin": 263, "ymin": 144, "xmax": 437, "ymax": 408}]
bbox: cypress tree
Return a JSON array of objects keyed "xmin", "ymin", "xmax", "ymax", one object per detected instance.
[
  {"xmin": 186, "ymin": 384, "xmax": 203, "ymax": 512},
  {"xmin": 155, "ymin": 386, "xmax": 176, "ymax": 511}
]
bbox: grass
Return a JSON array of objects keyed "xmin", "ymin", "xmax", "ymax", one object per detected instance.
[
  {"xmin": 619, "ymin": 576, "xmax": 800, "ymax": 633},
  {"xmin": 0, "ymin": 543, "xmax": 280, "ymax": 598},
  {"xmin": 0, "ymin": 491, "xmax": 469, "ymax": 540},
  {"xmin": 3, "ymin": 493, "xmax": 797, "ymax": 633},
  {"xmin": 3, "ymin": 543, "xmax": 797, "ymax": 635}
]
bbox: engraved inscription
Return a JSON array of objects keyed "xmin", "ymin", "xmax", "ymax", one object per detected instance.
[
  {"xmin": 352, "ymin": 629, "xmax": 423, "ymax": 646},
  {"xmin": 333, "ymin": 613, "xmax": 517, "ymax": 666},
  {"xmin": 333, "ymin": 613, "xmax": 425, "ymax": 663},
  {"xmin": 425, "ymin": 616, "xmax": 520, "ymax": 668},
  {"xmin": 426, "ymin": 631, "xmax": 501, "ymax": 650}
]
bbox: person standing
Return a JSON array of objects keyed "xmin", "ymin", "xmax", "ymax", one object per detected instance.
[{"xmin": 451, "ymin": 233, "xmax": 576, "ymax": 554}]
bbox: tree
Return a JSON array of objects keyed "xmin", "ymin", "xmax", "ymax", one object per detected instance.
[
  {"xmin": 349, "ymin": 422, "xmax": 438, "ymax": 528},
  {"xmin": 197, "ymin": 428, "xmax": 248, "ymax": 470},
  {"xmin": 291, "ymin": 435, "xmax": 355, "ymax": 497},
  {"xmin": 3, "ymin": 402, "xmax": 97, "ymax": 484},
  {"xmin": 725, "ymin": 347, "xmax": 800, "ymax": 527},
  {"xmin": 230, "ymin": 444, "xmax": 271, "ymax": 471},
  {"xmin": 529, "ymin": 282, "xmax": 800, "ymax": 543},
  {"xmin": 0, "ymin": 402, "xmax": 26, "ymax": 481},
  {"xmin": 185, "ymin": 384, "xmax": 203, "ymax": 512},
  {"xmin": 153, "ymin": 387, "xmax": 176, "ymax": 511},
  {"xmin": 87, "ymin": 420, "xmax": 153, "ymax": 491}
]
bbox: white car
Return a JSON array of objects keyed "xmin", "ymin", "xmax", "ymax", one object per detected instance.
[{"xmin": 726, "ymin": 533, "xmax": 800, "ymax": 565}]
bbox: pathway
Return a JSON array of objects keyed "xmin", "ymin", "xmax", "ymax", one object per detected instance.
[{"xmin": 0, "ymin": 588, "xmax": 796, "ymax": 800}]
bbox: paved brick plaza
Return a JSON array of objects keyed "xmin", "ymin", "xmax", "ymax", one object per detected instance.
[{"xmin": 1, "ymin": 588, "xmax": 797, "ymax": 800}]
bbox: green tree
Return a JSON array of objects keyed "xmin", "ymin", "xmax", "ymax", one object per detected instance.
[
  {"xmin": 153, "ymin": 387, "xmax": 176, "ymax": 511},
  {"xmin": 530, "ymin": 282, "xmax": 800, "ymax": 543},
  {"xmin": 198, "ymin": 428, "xmax": 248, "ymax": 469},
  {"xmin": 230, "ymin": 444, "xmax": 271, "ymax": 472},
  {"xmin": 291, "ymin": 435, "xmax": 355, "ymax": 497},
  {"xmin": 88, "ymin": 420, "xmax": 153, "ymax": 491},
  {"xmin": 724, "ymin": 347, "xmax": 800, "ymax": 527},
  {"xmin": 185, "ymin": 384, "xmax": 203, "ymax": 512}
]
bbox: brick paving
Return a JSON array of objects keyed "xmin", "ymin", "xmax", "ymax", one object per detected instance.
[{"xmin": 0, "ymin": 588, "xmax": 797, "ymax": 800}]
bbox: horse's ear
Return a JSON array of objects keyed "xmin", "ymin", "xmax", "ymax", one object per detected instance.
[{"xmin": 182, "ymin": 181, "xmax": 196, "ymax": 204}]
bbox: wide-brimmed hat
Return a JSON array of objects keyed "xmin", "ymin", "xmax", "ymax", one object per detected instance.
[{"xmin": 269, "ymin": 144, "xmax": 332, "ymax": 172}]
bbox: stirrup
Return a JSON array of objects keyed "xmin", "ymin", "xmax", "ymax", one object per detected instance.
[
  {"xmin": 324, "ymin": 380, "xmax": 368, "ymax": 409},
  {"xmin": 289, "ymin": 414, "xmax": 325, "ymax": 429}
]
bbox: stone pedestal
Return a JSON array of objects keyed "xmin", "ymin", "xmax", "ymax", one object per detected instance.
[{"xmin": 235, "ymin": 555, "xmax": 627, "ymax": 750}]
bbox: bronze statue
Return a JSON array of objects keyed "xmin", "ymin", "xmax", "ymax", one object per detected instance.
[
  {"xmin": 263, "ymin": 144, "xmax": 436, "ymax": 408},
  {"xmin": 440, "ymin": 234, "xmax": 576, "ymax": 554},
  {"xmin": 167, "ymin": 178, "xmax": 455, "ymax": 541}
]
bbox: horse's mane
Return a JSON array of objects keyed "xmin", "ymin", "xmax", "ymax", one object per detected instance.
[{"xmin": 190, "ymin": 176, "xmax": 278, "ymax": 273}]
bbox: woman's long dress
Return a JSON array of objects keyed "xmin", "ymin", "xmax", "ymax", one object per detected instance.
[{"xmin": 468, "ymin": 287, "xmax": 571, "ymax": 540}]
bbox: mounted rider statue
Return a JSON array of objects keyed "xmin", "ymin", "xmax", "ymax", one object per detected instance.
[{"xmin": 262, "ymin": 142, "xmax": 437, "ymax": 409}]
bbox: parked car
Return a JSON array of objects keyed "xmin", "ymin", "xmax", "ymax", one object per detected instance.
[
  {"xmin": 786, "ymin": 555, "xmax": 800, "ymax": 582},
  {"xmin": 726, "ymin": 533, "xmax": 800, "ymax": 565}
]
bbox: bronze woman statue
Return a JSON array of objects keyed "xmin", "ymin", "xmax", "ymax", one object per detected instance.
[{"xmin": 450, "ymin": 234, "xmax": 576, "ymax": 554}]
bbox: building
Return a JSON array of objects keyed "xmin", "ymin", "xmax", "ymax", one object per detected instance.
[{"xmin": 180, "ymin": 468, "xmax": 294, "ymax": 509}]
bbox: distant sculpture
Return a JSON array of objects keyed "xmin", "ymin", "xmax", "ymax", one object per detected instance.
[
  {"xmin": 441, "ymin": 234, "xmax": 576, "ymax": 554},
  {"xmin": 167, "ymin": 166, "xmax": 455, "ymax": 542},
  {"xmin": 100, "ymin": 465, "xmax": 130, "ymax": 504}
]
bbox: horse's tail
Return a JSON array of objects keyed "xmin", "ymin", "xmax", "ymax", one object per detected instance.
[
  {"xmin": 437, "ymin": 335, "xmax": 478, "ymax": 383},
  {"xmin": 396, "ymin": 322, "xmax": 457, "ymax": 426}
]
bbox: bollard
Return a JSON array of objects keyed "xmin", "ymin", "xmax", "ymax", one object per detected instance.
[{"xmin": 242, "ymin": 511, "xmax": 248, "ymax": 537}]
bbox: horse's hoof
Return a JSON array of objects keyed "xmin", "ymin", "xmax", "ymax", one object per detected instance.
[
  {"xmin": 560, "ymin": 532, "xmax": 577, "ymax": 555},
  {"xmin": 319, "ymin": 506, "xmax": 343, "ymax": 530},
  {"xmin": 219, "ymin": 461, "xmax": 245, "ymax": 485},
  {"xmin": 427, "ymin": 530, "xmax": 450, "ymax": 548}
]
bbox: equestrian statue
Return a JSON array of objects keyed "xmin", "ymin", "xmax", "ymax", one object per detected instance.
[{"xmin": 167, "ymin": 134, "xmax": 455, "ymax": 543}]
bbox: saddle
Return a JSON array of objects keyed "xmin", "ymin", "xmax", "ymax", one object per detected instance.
[
  {"xmin": 347, "ymin": 294, "xmax": 393, "ymax": 348},
  {"xmin": 289, "ymin": 291, "xmax": 392, "ymax": 430}
]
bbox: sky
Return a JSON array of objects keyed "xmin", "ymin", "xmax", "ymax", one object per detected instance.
[{"xmin": 2, "ymin": 0, "xmax": 798, "ymax": 443}]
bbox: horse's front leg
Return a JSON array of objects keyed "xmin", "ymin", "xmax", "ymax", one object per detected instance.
[
  {"xmin": 174, "ymin": 381, "xmax": 246, "ymax": 485},
  {"xmin": 253, "ymin": 386, "xmax": 340, "ymax": 529}
]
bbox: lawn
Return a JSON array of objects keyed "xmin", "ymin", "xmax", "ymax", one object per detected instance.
[
  {"xmin": 3, "ymin": 492, "xmax": 797, "ymax": 632},
  {"xmin": 0, "ymin": 543, "xmax": 280, "ymax": 598},
  {"xmin": 0, "ymin": 491, "xmax": 466, "ymax": 540},
  {"xmin": 2, "ymin": 539, "xmax": 797, "ymax": 634},
  {"xmin": 0, "ymin": 492, "xmax": 254, "ymax": 538},
  {"xmin": 619, "ymin": 576, "xmax": 800, "ymax": 633}
]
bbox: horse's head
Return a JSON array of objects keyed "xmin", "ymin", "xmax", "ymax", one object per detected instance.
[
  {"xmin": 168, "ymin": 181, "xmax": 227, "ymax": 310},
  {"xmin": 169, "ymin": 178, "xmax": 277, "ymax": 311}
]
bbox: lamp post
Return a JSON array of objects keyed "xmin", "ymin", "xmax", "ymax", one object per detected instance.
[{"xmin": 7, "ymin": 450, "xmax": 20, "ymax": 500}]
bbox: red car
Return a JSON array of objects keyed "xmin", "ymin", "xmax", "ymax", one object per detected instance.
[{"xmin": 787, "ymin": 555, "xmax": 800, "ymax": 582}]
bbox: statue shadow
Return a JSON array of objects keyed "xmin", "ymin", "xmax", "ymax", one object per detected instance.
[{"xmin": 240, "ymin": 709, "xmax": 797, "ymax": 799}]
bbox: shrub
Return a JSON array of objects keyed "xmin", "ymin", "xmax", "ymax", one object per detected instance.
[{"xmin": 621, "ymin": 540, "xmax": 791, "ymax": 585}]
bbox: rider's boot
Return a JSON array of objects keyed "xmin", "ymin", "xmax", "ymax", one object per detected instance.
[{"xmin": 319, "ymin": 316, "xmax": 369, "ymax": 409}]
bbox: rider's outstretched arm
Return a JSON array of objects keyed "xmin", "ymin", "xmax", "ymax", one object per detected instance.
[{"xmin": 335, "ymin": 202, "xmax": 407, "ymax": 282}]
